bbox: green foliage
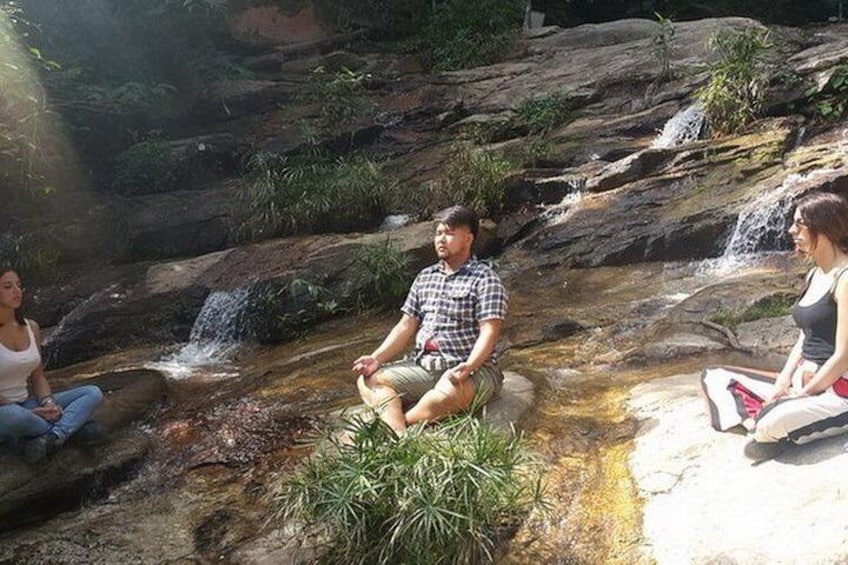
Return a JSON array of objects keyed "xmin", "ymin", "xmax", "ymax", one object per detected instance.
[
  {"xmin": 237, "ymin": 151, "xmax": 392, "ymax": 240},
  {"xmin": 246, "ymin": 277, "xmax": 342, "ymax": 343},
  {"xmin": 710, "ymin": 293, "xmax": 795, "ymax": 329},
  {"xmin": 806, "ymin": 63, "xmax": 848, "ymax": 120},
  {"xmin": 696, "ymin": 27, "xmax": 772, "ymax": 136},
  {"xmin": 515, "ymin": 92, "xmax": 573, "ymax": 135},
  {"xmin": 652, "ymin": 12, "xmax": 676, "ymax": 81},
  {"xmin": 274, "ymin": 412, "xmax": 547, "ymax": 564},
  {"xmin": 436, "ymin": 146, "xmax": 513, "ymax": 217},
  {"xmin": 502, "ymin": 137, "xmax": 556, "ymax": 168},
  {"xmin": 310, "ymin": 66, "xmax": 374, "ymax": 128},
  {"xmin": 421, "ymin": 0, "xmax": 525, "ymax": 71},
  {"xmin": 331, "ymin": 0, "xmax": 431, "ymax": 38},
  {"xmin": 353, "ymin": 240, "xmax": 413, "ymax": 310},
  {"xmin": 0, "ymin": 232, "xmax": 61, "ymax": 282},
  {"xmin": 112, "ymin": 140, "xmax": 178, "ymax": 194}
]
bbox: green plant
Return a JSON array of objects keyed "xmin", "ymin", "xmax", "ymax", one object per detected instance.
[
  {"xmin": 274, "ymin": 412, "xmax": 547, "ymax": 564},
  {"xmin": 710, "ymin": 293, "xmax": 795, "ymax": 329},
  {"xmin": 696, "ymin": 27, "xmax": 772, "ymax": 136},
  {"xmin": 514, "ymin": 92, "xmax": 573, "ymax": 134},
  {"xmin": 806, "ymin": 63, "xmax": 848, "ymax": 120},
  {"xmin": 652, "ymin": 12, "xmax": 675, "ymax": 81},
  {"xmin": 311, "ymin": 66, "xmax": 374, "ymax": 128},
  {"xmin": 245, "ymin": 277, "xmax": 343, "ymax": 343},
  {"xmin": 112, "ymin": 140, "xmax": 178, "ymax": 194},
  {"xmin": 353, "ymin": 240, "xmax": 413, "ymax": 310},
  {"xmin": 0, "ymin": 232, "xmax": 61, "ymax": 282},
  {"xmin": 502, "ymin": 137, "xmax": 555, "ymax": 168},
  {"xmin": 436, "ymin": 146, "xmax": 513, "ymax": 217},
  {"xmin": 421, "ymin": 0, "xmax": 524, "ymax": 71},
  {"xmin": 237, "ymin": 151, "xmax": 392, "ymax": 240}
]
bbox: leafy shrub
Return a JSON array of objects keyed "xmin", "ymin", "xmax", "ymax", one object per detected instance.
[
  {"xmin": 514, "ymin": 92, "xmax": 572, "ymax": 135},
  {"xmin": 311, "ymin": 66, "xmax": 374, "ymax": 128},
  {"xmin": 652, "ymin": 13, "xmax": 675, "ymax": 81},
  {"xmin": 696, "ymin": 27, "xmax": 772, "ymax": 136},
  {"xmin": 353, "ymin": 240, "xmax": 413, "ymax": 310},
  {"xmin": 421, "ymin": 0, "xmax": 525, "ymax": 71},
  {"xmin": 245, "ymin": 277, "xmax": 342, "ymax": 343},
  {"xmin": 237, "ymin": 151, "xmax": 392, "ymax": 240},
  {"xmin": 502, "ymin": 137, "xmax": 556, "ymax": 168},
  {"xmin": 112, "ymin": 140, "xmax": 178, "ymax": 194},
  {"xmin": 0, "ymin": 232, "xmax": 61, "ymax": 282},
  {"xmin": 806, "ymin": 63, "xmax": 848, "ymax": 120},
  {"xmin": 330, "ymin": 0, "xmax": 432, "ymax": 38},
  {"xmin": 435, "ymin": 146, "xmax": 513, "ymax": 217},
  {"xmin": 274, "ymin": 413, "xmax": 547, "ymax": 564}
]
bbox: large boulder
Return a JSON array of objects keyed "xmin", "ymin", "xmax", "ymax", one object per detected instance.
[{"xmin": 0, "ymin": 369, "xmax": 167, "ymax": 530}]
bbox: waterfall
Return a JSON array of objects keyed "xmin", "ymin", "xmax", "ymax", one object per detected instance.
[
  {"xmin": 651, "ymin": 104, "xmax": 705, "ymax": 149},
  {"xmin": 699, "ymin": 170, "xmax": 833, "ymax": 275},
  {"xmin": 156, "ymin": 287, "xmax": 251, "ymax": 376}
]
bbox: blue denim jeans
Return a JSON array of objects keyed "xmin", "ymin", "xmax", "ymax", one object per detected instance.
[{"xmin": 0, "ymin": 384, "xmax": 103, "ymax": 445}]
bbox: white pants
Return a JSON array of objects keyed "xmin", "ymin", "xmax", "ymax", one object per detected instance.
[{"xmin": 701, "ymin": 362, "xmax": 848, "ymax": 444}]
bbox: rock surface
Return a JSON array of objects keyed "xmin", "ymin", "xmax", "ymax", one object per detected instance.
[
  {"xmin": 0, "ymin": 369, "xmax": 167, "ymax": 530},
  {"xmin": 629, "ymin": 373, "xmax": 848, "ymax": 564}
]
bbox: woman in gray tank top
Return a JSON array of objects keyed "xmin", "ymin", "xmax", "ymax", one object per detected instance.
[{"xmin": 701, "ymin": 192, "xmax": 848, "ymax": 461}]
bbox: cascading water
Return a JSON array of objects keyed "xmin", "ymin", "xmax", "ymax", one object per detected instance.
[
  {"xmin": 651, "ymin": 104, "xmax": 705, "ymax": 149},
  {"xmin": 154, "ymin": 287, "xmax": 251, "ymax": 377},
  {"xmin": 699, "ymin": 170, "xmax": 835, "ymax": 275}
]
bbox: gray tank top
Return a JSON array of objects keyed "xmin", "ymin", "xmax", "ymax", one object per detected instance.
[{"xmin": 792, "ymin": 267, "xmax": 848, "ymax": 363}]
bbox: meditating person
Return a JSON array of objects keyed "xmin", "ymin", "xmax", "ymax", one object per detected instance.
[
  {"xmin": 701, "ymin": 191, "xmax": 848, "ymax": 461},
  {"xmin": 352, "ymin": 206, "xmax": 508, "ymax": 434},
  {"xmin": 0, "ymin": 267, "xmax": 103, "ymax": 463}
]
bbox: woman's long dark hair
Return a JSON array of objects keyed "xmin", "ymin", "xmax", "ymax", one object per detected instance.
[
  {"xmin": 795, "ymin": 192, "xmax": 848, "ymax": 254},
  {"xmin": 0, "ymin": 267, "xmax": 26, "ymax": 326}
]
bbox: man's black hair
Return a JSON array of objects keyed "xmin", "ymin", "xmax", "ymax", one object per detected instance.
[{"xmin": 434, "ymin": 206, "xmax": 479, "ymax": 240}]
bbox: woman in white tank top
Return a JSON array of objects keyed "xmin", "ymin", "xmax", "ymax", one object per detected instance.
[{"xmin": 0, "ymin": 267, "xmax": 103, "ymax": 464}]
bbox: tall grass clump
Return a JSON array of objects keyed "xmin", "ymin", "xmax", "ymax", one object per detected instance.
[
  {"xmin": 696, "ymin": 27, "xmax": 772, "ymax": 136},
  {"xmin": 436, "ymin": 146, "xmax": 513, "ymax": 217},
  {"xmin": 353, "ymin": 240, "xmax": 413, "ymax": 310},
  {"xmin": 274, "ymin": 413, "xmax": 547, "ymax": 564},
  {"xmin": 652, "ymin": 13, "xmax": 675, "ymax": 81},
  {"xmin": 237, "ymin": 151, "xmax": 392, "ymax": 240},
  {"xmin": 421, "ymin": 0, "xmax": 524, "ymax": 71},
  {"xmin": 514, "ymin": 92, "xmax": 572, "ymax": 134}
]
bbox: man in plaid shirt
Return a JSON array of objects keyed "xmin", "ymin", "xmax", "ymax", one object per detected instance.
[{"xmin": 352, "ymin": 206, "xmax": 508, "ymax": 433}]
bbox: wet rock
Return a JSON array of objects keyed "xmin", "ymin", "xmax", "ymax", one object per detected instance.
[
  {"xmin": 641, "ymin": 333, "xmax": 726, "ymax": 360},
  {"xmin": 735, "ymin": 315, "xmax": 798, "ymax": 355},
  {"xmin": 629, "ymin": 373, "xmax": 848, "ymax": 563},
  {"xmin": 0, "ymin": 369, "xmax": 166, "ymax": 530}
]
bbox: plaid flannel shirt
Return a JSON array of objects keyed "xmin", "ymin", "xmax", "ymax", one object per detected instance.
[{"xmin": 402, "ymin": 257, "xmax": 508, "ymax": 365}]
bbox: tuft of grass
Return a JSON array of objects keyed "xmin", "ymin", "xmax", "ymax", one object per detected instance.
[
  {"xmin": 353, "ymin": 239, "xmax": 413, "ymax": 311},
  {"xmin": 434, "ymin": 145, "xmax": 513, "ymax": 217},
  {"xmin": 421, "ymin": 0, "xmax": 524, "ymax": 71},
  {"xmin": 514, "ymin": 92, "xmax": 572, "ymax": 135},
  {"xmin": 652, "ymin": 12, "xmax": 676, "ymax": 81},
  {"xmin": 696, "ymin": 27, "xmax": 772, "ymax": 136},
  {"xmin": 710, "ymin": 293, "xmax": 795, "ymax": 330},
  {"xmin": 273, "ymin": 412, "xmax": 548, "ymax": 565},
  {"xmin": 112, "ymin": 140, "xmax": 178, "ymax": 194},
  {"xmin": 236, "ymin": 151, "xmax": 392, "ymax": 240}
]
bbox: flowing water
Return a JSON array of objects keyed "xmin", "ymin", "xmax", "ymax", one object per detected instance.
[
  {"xmin": 0, "ymin": 254, "xmax": 798, "ymax": 563},
  {"xmin": 697, "ymin": 169, "xmax": 835, "ymax": 276},
  {"xmin": 149, "ymin": 287, "xmax": 252, "ymax": 379},
  {"xmin": 651, "ymin": 104, "xmax": 705, "ymax": 149}
]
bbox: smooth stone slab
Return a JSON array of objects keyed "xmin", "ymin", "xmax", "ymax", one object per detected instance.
[{"xmin": 629, "ymin": 373, "xmax": 848, "ymax": 564}]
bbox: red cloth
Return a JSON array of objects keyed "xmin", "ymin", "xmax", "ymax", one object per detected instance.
[{"xmin": 730, "ymin": 381, "xmax": 765, "ymax": 419}]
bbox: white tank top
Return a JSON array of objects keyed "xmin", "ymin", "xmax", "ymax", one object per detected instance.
[{"xmin": 0, "ymin": 320, "xmax": 41, "ymax": 403}]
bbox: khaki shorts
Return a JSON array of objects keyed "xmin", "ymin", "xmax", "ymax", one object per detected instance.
[{"xmin": 377, "ymin": 359, "xmax": 503, "ymax": 407}]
